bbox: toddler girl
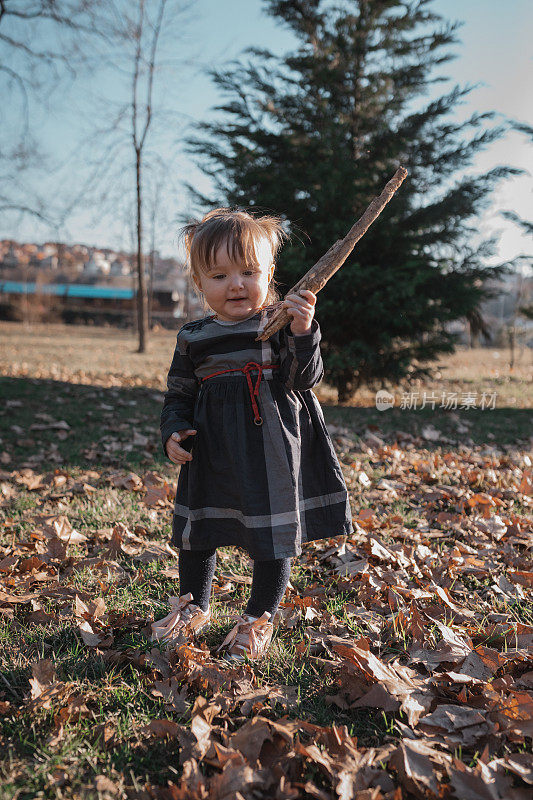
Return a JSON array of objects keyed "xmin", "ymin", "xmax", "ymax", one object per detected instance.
[{"xmin": 151, "ymin": 208, "xmax": 353, "ymax": 662}]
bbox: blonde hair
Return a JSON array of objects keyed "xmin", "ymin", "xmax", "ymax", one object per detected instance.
[{"xmin": 181, "ymin": 208, "xmax": 287, "ymax": 312}]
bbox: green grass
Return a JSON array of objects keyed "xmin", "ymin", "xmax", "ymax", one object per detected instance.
[
  {"xmin": 0, "ymin": 500, "xmax": 397, "ymax": 790},
  {"xmin": 2, "ymin": 376, "xmax": 531, "ymax": 480},
  {"xmin": 322, "ymin": 402, "xmax": 533, "ymax": 447},
  {"xmin": 0, "ymin": 376, "xmax": 167, "ymax": 474},
  {"xmin": 1, "ymin": 374, "xmax": 531, "ymax": 796}
]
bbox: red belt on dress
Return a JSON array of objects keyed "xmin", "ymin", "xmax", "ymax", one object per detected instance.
[{"xmin": 200, "ymin": 361, "xmax": 279, "ymax": 426}]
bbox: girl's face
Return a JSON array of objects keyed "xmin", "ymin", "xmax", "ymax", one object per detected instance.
[{"xmin": 193, "ymin": 237, "xmax": 275, "ymax": 322}]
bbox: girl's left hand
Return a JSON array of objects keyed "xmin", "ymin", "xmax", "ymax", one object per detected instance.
[{"xmin": 283, "ymin": 289, "xmax": 317, "ymax": 335}]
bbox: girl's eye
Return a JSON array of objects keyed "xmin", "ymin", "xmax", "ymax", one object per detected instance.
[{"xmin": 211, "ymin": 270, "xmax": 255, "ymax": 278}]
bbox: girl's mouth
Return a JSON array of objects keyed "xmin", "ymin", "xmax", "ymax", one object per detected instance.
[{"xmin": 228, "ymin": 298, "xmax": 247, "ymax": 302}]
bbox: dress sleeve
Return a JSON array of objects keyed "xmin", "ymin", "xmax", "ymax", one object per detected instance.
[
  {"xmin": 278, "ymin": 317, "xmax": 324, "ymax": 391},
  {"xmin": 160, "ymin": 328, "xmax": 199, "ymax": 458}
]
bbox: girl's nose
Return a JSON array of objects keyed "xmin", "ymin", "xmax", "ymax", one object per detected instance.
[{"xmin": 229, "ymin": 275, "xmax": 244, "ymax": 289}]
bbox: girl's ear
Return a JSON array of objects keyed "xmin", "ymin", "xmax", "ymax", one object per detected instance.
[
  {"xmin": 192, "ymin": 273, "xmax": 202, "ymax": 292},
  {"xmin": 268, "ymin": 262, "xmax": 275, "ymax": 281}
]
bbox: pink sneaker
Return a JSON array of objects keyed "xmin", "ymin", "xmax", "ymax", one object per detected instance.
[
  {"xmin": 151, "ymin": 592, "xmax": 211, "ymax": 644},
  {"xmin": 216, "ymin": 611, "xmax": 273, "ymax": 662}
]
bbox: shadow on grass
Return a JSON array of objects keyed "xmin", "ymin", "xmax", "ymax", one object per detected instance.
[
  {"xmin": 1, "ymin": 376, "xmax": 167, "ymax": 473},
  {"xmin": 1, "ymin": 376, "xmax": 531, "ymax": 474},
  {"xmin": 322, "ymin": 402, "xmax": 532, "ymax": 449}
]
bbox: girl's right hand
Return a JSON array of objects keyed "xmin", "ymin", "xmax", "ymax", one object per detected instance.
[{"xmin": 165, "ymin": 429, "xmax": 197, "ymax": 464}]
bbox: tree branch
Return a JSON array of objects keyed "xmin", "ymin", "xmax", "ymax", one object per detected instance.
[
  {"xmin": 132, "ymin": 0, "xmax": 145, "ymax": 151},
  {"xmin": 139, "ymin": 0, "xmax": 167, "ymax": 151},
  {"xmin": 256, "ymin": 166, "xmax": 409, "ymax": 341}
]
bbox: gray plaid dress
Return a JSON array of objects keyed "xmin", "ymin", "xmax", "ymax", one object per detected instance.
[{"xmin": 160, "ymin": 304, "xmax": 353, "ymax": 561}]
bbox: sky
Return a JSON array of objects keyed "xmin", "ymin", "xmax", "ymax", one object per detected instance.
[{"xmin": 2, "ymin": 0, "xmax": 532, "ymax": 267}]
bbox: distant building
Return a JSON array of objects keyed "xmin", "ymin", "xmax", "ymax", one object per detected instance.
[
  {"xmin": 39, "ymin": 243, "xmax": 58, "ymax": 257},
  {"xmin": 40, "ymin": 254, "xmax": 59, "ymax": 270},
  {"xmin": 83, "ymin": 251, "xmax": 111, "ymax": 277},
  {"xmin": 0, "ymin": 237, "xmax": 197, "ymax": 321},
  {"xmin": 110, "ymin": 258, "xmax": 131, "ymax": 276},
  {"xmin": 2, "ymin": 244, "xmax": 19, "ymax": 269}
]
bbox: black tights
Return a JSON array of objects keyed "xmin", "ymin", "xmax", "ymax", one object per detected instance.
[{"xmin": 178, "ymin": 548, "xmax": 292, "ymax": 618}]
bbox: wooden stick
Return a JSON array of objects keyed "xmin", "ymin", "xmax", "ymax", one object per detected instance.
[{"xmin": 256, "ymin": 166, "xmax": 408, "ymax": 341}]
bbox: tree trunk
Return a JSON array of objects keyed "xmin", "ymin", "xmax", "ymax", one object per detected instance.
[
  {"xmin": 148, "ymin": 248, "xmax": 155, "ymax": 330},
  {"xmin": 337, "ymin": 370, "xmax": 356, "ymax": 404},
  {"xmin": 136, "ymin": 148, "xmax": 148, "ymax": 353},
  {"xmin": 337, "ymin": 383, "xmax": 353, "ymax": 404},
  {"xmin": 148, "ymin": 193, "xmax": 157, "ymax": 330},
  {"xmin": 508, "ymin": 325, "xmax": 515, "ymax": 371}
]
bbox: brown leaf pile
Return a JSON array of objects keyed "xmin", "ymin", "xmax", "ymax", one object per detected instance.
[{"xmin": 0, "ymin": 427, "xmax": 532, "ymax": 799}]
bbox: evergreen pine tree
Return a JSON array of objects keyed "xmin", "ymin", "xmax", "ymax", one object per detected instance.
[{"xmin": 186, "ymin": 0, "xmax": 520, "ymax": 400}]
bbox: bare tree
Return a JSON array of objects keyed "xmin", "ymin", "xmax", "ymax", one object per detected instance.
[
  {"xmin": 2, "ymin": 0, "xmax": 192, "ymax": 353},
  {"xmin": 131, "ymin": 0, "xmax": 166, "ymax": 352},
  {"xmin": 0, "ymin": 1, "xmax": 108, "ymax": 229},
  {"xmin": 146, "ymin": 153, "xmax": 177, "ymax": 330},
  {"xmin": 147, "ymin": 178, "xmax": 161, "ymax": 331},
  {"xmin": 500, "ymin": 121, "xmax": 533, "ymax": 340},
  {"xmin": 53, "ymin": 0, "xmax": 191, "ymax": 352},
  {"xmin": 506, "ymin": 271, "xmax": 525, "ymax": 371}
]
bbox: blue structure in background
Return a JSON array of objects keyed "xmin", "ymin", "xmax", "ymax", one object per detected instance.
[
  {"xmin": 0, "ymin": 281, "xmax": 135, "ymax": 299},
  {"xmin": 0, "ymin": 280, "xmax": 182, "ymax": 327}
]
